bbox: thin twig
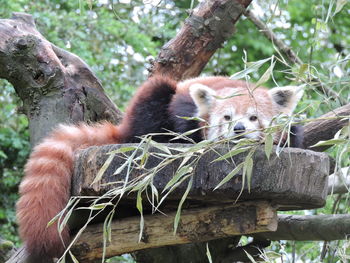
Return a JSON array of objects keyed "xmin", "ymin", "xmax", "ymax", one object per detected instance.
[{"xmin": 244, "ymin": 9, "xmax": 346, "ymax": 106}]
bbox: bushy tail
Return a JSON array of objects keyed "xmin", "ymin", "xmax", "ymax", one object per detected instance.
[{"xmin": 16, "ymin": 122, "xmax": 120, "ymax": 261}]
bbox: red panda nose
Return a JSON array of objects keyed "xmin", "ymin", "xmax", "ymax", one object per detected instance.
[{"xmin": 234, "ymin": 122, "xmax": 245, "ymax": 134}]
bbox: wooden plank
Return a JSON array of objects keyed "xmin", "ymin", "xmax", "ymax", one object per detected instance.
[
  {"xmin": 71, "ymin": 201, "xmax": 277, "ymax": 262},
  {"xmin": 73, "ymin": 144, "xmax": 329, "ymax": 210}
]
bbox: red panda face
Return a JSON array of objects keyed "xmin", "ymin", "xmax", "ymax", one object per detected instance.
[{"xmin": 189, "ymin": 83, "xmax": 303, "ymax": 141}]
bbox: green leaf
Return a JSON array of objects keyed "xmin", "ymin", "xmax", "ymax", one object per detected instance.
[
  {"xmin": 174, "ymin": 176, "xmax": 193, "ymax": 234},
  {"xmin": 206, "ymin": 243, "xmax": 213, "ymax": 263},
  {"xmin": 113, "ymin": 160, "xmax": 128, "ymax": 175},
  {"xmin": 230, "ymin": 57, "xmax": 272, "ymax": 80},
  {"xmin": 177, "ymin": 115, "xmax": 206, "ymax": 122},
  {"xmin": 254, "ymin": 59, "xmax": 275, "ymax": 88},
  {"xmin": 243, "ymin": 156, "xmax": 254, "ymax": 193},
  {"xmin": 150, "ymin": 140, "xmax": 172, "ymax": 155},
  {"xmin": 102, "ymin": 210, "xmax": 115, "ymax": 262},
  {"xmin": 136, "ymin": 190, "xmax": 144, "ymax": 242},
  {"xmin": 57, "ymin": 198, "xmax": 80, "ymax": 233},
  {"xmin": 335, "ymin": 0, "xmax": 348, "ymax": 15},
  {"xmin": 214, "ymin": 162, "xmax": 244, "ymax": 190},
  {"xmin": 163, "ymin": 165, "xmax": 193, "ymax": 192},
  {"xmin": 89, "ymin": 202, "xmax": 113, "ymax": 210},
  {"xmin": 68, "ymin": 251, "xmax": 80, "ymax": 263},
  {"xmin": 311, "ymin": 139, "xmax": 346, "ymax": 148},
  {"xmin": 212, "ymin": 147, "xmax": 250, "ymax": 162},
  {"xmin": 87, "ymin": 0, "xmax": 93, "ymax": 10},
  {"xmin": 298, "ymin": 63, "xmax": 308, "ymax": 76},
  {"xmin": 91, "ymin": 152, "xmax": 115, "ymax": 185},
  {"xmin": 244, "ymin": 250, "xmax": 257, "ymax": 263},
  {"xmin": 0, "ymin": 150, "xmax": 7, "ymax": 159},
  {"xmin": 264, "ymin": 133, "xmax": 274, "ymax": 160},
  {"xmin": 108, "ymin": 146, "xmax": 137, "ymax": 154}
]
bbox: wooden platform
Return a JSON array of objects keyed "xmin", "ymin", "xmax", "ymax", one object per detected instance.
[
  {"xmin": 67, "ymin": 143, "xmax": 330, "ymax": 261},
  {"xmin": 73, "ymin": 144, "xmax": 329, "ymax": 210}
]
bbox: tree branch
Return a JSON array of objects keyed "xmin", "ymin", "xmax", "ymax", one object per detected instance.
[
  {"xmin": 244, "ymin": 9, "xmax": 346, "ymax": 106},
  {"xmin": 254, "ymin": 214, "xmax": 350, "ymax": 241},
  {"xmin": 303, "ymin": 103, "xmax": 350, "ymax": 151},
  {"xmin": 149, "ymin": 0, "xmax": 252, "ymax": 80},
  {"xmin": 0, "ymin": 13, "xmax": 122, "ymax": 146}
]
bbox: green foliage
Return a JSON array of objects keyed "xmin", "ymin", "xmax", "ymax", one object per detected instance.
[
  {"xmin": 0, "ymin": 81, "xmax": 30, "ymax": 244},
  {"xmin": 0, "ymin": 0, "xmax": 349, "ymax": 262}
]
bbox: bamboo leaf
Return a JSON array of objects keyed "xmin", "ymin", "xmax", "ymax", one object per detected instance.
[
  {"xmin": 157, "ymin": 174, "xmax": 192, "ymax": 209},
  {"xmin": 136, "ymin": 190, "xmax": 144, "ymax": 242},
  {"xmin": 230, "ymin": 57, "xmax": 271, "ymax": 80},
  {"xmin": 254, "ymin": 59, "xmax": 275, "ymax": 88},
  {"xmin": 243, "ymin": 156, "xmax": 254, "ymax": 193},
  {"xmin": 113, "ymin": 160, "xmax": 128, "ymax": 175},
  {"xmin": 177, "ymin": 115, "xmax": 206, "ymax": 122},
  {"xmin": 102, "ymin": 210, "xmax": 115, "ymax": 262},
  {"xmin": 174, "ymin": 176, "xmax": 193, "ymax": 234},
  {"xmin": 264, "ymin": 133, "xmax": 274, "ymax": 160},
  {"xmin": 311, "ymin": 139, "xmax": 346, "ymax": 148},
  {"xmin": 150, "ymin": 140, "xmax": 172, "ymax": 155},
  {"xmin": 186, "ymin": 140, "xmax": 211, "ymax": 153},
  {"xmin": 91, "ymin": 152, "xmax": 115, "ymax": 185},
  {"xmin": 164, "ymin": 165, "xmax": 193, "ymax": 192},
  {"xmin": 108, "ymin": 146, "xmax": 137, "ymax": 154},
  {"xmin": 335, "ymin": 0, "xmax": 348, "ymax": 14},
  {"xmin": 244, "ymin": 250, "xmax": 257, "ymax": 263},
  {"xmin": 56, "ymin": 198, "xmax": 80, "ymax": 233},
  {"xmin": 89, "ymin": 202, "xmax": 113, "ymax": 210},
  {"xmin": 68, "ymin": 251, "xmax": 80, "ymax": 263},
  {"xmin": 212, "ymin": 147, "xmax": 250, "ymax": 162},
  {"xmin": 214, "ymin": 162, "xmax": 244, "ymax": 190},
  {"xmin": 171, "ymin": 127, "xmax": 204, "ymax": 141},
  {"xmin": 206, "ymin": 243, "xmax": 213, "ymax": 263}
]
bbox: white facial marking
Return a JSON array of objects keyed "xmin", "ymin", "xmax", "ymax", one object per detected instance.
[{"xmin": 207, "ymin": 105, "xmax": 266, "ymax": 141}]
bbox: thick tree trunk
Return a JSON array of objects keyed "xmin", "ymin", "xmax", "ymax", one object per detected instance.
[{"xmin": 0, "ymin": 13, "xmax": 122, "ymax": 147}]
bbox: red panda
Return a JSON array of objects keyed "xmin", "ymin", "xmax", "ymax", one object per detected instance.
[{"xmin": 17, "ymin": 75, "xmax": 303, "ymax": 262}]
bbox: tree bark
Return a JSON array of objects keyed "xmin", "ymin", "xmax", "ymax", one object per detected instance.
[
  {"xmin": 71, "ymin": 202, "xmax": 277, "ymax": 262},
  {"xmin": 73, "ymin": 144, "xmax": 329, "ymax": 210},
  {"xmin": 254, "ymin": 214, "xmax": 350, "ymax": 241},
  {"xmin": 149, "ymin": 0, "xmax": 252, "ymax": 80},
  {"xmin": 0, "ymin": 13, "xmax": 122, "ymax": 147},
  {"xmin": 303, "ymin": 103, "xmax": 350, "ymax": 151}
]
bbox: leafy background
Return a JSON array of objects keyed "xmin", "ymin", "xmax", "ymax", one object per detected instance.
[{"xmin": 0, "ymin": 0, "xmax": 349, "ymax": 262}]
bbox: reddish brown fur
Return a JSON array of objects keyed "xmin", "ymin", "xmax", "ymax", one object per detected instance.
[
  {"xmin": 117, "ymin": 76, "xmax": 177, "ymax": 141},
  {"xmin": 17, "ymin": 76, "xmax": 177, "ymax": 260},
  {"xmin": 177, "ymin": 76, "xmax": 251, "ymax": 93},
  {"xmin": 17, "ymin": 75, "xmax": 302, "ymax": 261},
  {"xmin": 17, "ymin": 122, "xmax": 120, "ymax": 259}
]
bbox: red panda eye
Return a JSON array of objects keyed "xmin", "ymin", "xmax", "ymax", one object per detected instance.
[
  {"xmin": 249, "ymin": 115, "xmax": 258, "ymax": 121},
  {"xmin": 224, "ymin": 115, "xmax": 231, "ymax": 121}
]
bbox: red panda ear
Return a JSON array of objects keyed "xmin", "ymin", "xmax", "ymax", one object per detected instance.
[
  {"xmin": 189, "ymin": 83, "xmax": 217, "ymax": 117},
  {"xmin": 268, "ymin": 86, "xmax": 304, "ymax": 115}
]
